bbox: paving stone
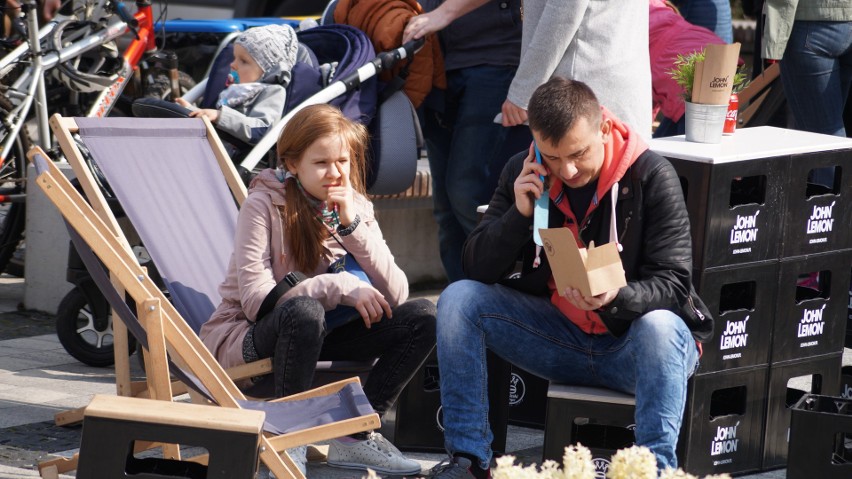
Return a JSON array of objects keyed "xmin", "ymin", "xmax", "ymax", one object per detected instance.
[
  {"xmin": 0, "ymin": 311, "xmax": 56, "ymax": 341},
  {"xmin": 0, "ymin": 356, "xmax": 50, "ymax": 374},
  {"xmin": 0, "ymin": 386, "xmax": 73, "ymax": 405},
  {"xmin": 0, "ymin": 420, "xmax": 81, "ymax": 469}
]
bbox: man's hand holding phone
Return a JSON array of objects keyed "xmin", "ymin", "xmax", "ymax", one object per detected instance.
[{"xmin": 513, "ymin": 143, "xmax": 548, "ymax": 217}]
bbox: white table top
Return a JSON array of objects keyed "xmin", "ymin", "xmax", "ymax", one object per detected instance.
[{"xmin": 647, "ymin": 126, "xmax": 852, "ymax": 164}]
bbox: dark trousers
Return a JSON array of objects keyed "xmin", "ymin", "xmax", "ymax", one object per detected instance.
[{"xmin": 251, "ymin": 296, "xmax": 436, "ymax": 416}]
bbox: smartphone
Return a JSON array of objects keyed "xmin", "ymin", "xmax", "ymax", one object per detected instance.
[
  {"xmin": 532, "ymin": 142, "xmax": 548, "ymax": 246},
  {"xmin": 533, "ymin": 143, "xmax": 545, "ymax": 183}
]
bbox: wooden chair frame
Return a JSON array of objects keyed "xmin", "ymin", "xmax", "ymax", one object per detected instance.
[
  {"xmin": 48, "ymin": 113, "xmax": 270, "ymax": 426},
  {"xmin": 29, "ymin": 121, "xmax": 380, "ymax": 479}
]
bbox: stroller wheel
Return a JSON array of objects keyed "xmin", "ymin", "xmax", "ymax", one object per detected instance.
[{"xmin": 56, "ymin": 287, "xmax": 136, "ymax": 367}]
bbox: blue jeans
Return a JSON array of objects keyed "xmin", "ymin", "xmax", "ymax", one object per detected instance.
[
  {"xmin": 653, "ymin": 116, "xmax": 686, "ymax": 138},
  {"xmin": 436, "ymin": 280, "xmax": 699, "ymax": 470},
  {"xmin": 781, "ymin": 21, "xmax": 852, "ymax": 187},
  {"xmin": 424, "ymin": 66, "xmax": 532, "ymax": 282},
  {"xmin": 674, "ymin": 0, "xmax": 733, "ymax": 43}
]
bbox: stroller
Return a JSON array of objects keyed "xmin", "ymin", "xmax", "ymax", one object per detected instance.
[
  {"xmin": 135, "ymin": 22, "xmax": 423, "ymax": 195},
  {"xmin": 57, "ymin": 20, "xmax": 424, "ymax": 366}
]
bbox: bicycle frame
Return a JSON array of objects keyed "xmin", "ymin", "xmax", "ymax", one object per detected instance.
[{"xmin": 0, "ymin": 0, "xmax": 157, "ymax": 166}]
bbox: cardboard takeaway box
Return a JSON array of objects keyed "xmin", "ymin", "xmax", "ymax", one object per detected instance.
[{"xmin": 539, "ymin": 228, "xmax": 627, "ymax": 298}]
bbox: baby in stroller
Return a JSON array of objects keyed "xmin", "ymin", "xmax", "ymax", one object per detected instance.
[{"xmin": 176, "ymin": 24, "xmax": 299, "ymax": 145}]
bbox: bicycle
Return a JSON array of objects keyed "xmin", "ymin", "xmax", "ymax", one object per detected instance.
[
  {"xmin": 2, "ymin": 0, "xmax": 196, "ymax": 365},
  {"xmin": 0, "ymin": 0, "xmax": 192, "ymax": 277}
]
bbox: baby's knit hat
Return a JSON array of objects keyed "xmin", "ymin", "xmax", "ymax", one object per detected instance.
[{"xmin": 236, "ymin": 24, "xmax": 299, "ymax": 76}]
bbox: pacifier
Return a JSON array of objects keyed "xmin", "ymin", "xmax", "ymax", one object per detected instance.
[{"xmin": 226, "ymin": 70, "xmax": 240, "ymax": 86}]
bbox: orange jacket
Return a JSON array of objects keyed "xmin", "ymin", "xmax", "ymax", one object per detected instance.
[{"xmin": 334, "ymin": 0, "xmax": 446, "ymax": 108}]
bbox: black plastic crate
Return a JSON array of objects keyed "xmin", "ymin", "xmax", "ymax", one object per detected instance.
[
  {"xmin": 666, "ymin": 154, "xmax": 785, "ymax": 270},
  {"xmin": 508, "ymin": 366, "xmax": 549, "ymax": 429},
  {"xmin": 762, "ymin": 353, "xmax": 842, "ymax": 470},
  {"xmin": 693, "ymin": 261, "xmax": 778, "ymax": 374},
  {"xmin": 380, "ymin": 350, "xmax": 509, "ymax": 453},
  {"xmin": 678, "ymin": 366, "xmax": 768, "ymax": 476},
  {"xmin": 787, "ymin": 394, "xmax": 852, "ymax": 479},
  {"xmin": 847, "ymin": 278, "xmax": 852, "ymax": 349},
  {"xmin": 771, "ymin": 250, "xmax": 852, "ymax": 363},
  {"xmin": 781, "ymin": 149, "xmax": 852, "ymax": 257},
  {"xmin": 542, "ymin": 384, "xmax": 636, "ymax": 476}
]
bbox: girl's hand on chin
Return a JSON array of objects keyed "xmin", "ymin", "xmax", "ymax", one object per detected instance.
[{"xmin": 327, "ymin": 162, "xmax": 356, "ymax": 226}]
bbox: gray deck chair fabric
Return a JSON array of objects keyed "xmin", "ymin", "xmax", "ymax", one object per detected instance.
[
  {"xmin": 76, "ymin": 117, "xmax": 235, "ymax": 333},
  {"xmin": 72, "ymin": 117, "xmax": 373, "ymax": 391},
  {"xmin": 61, "ymin": 217, "xmax": 374, "ymax": 436}
]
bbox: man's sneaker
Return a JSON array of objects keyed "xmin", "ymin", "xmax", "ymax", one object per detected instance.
[
  {"xmin": 429, "ymin": 456, "xmax": 476, "ymax": 479},
  {"xmin": 269, "ymin": 445, "xmax": 307, "ymax": 478},
  {"xmin": 327, "ymin": 431, "xmax": 422, "ymax": 475}
]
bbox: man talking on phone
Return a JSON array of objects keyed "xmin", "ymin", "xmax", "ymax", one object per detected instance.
[{"xmin": 431, "ymin": 77, "xmax": 714, "ymax": 478}]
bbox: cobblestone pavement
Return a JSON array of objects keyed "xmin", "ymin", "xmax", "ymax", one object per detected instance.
[{"xmin": 0, "ymin": 310, "xmax": 55, "ymax": 341}]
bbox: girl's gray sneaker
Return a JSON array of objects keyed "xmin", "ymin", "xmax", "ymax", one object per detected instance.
[{"xmin": 327, "ymin": 432, "xmax": 421, "ymax": 475}]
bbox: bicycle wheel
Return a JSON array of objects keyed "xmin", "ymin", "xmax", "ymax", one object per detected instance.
[{"xmin": 0, "ymin": 94, "xmax": 29, "ymax": 276}]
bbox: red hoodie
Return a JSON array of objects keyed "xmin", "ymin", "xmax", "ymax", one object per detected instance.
[{"xmin": 547, "ymin": 107, "xmax": 649, "ymax": 334}]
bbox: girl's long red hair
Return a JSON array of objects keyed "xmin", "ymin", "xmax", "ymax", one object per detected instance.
[{"xmin": 276, "ymin": 104, "xmax": 369, "ymax": 273}]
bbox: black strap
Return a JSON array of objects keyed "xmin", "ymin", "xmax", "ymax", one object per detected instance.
[{"xmin": 256, "ymin": 272, "xmax": 307, "ymax": 320}]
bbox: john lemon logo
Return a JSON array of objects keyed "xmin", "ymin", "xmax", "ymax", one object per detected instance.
[
  {"xmin": 806, "ymin": 202, "xmax": 835, "ymax": 235},
  {"xmin": 710, "ymin": 422, "xmax": 739, "ymax": 456},
  {"xmin": 798, "ymin": 304, "xmax": 826, "ymax": 338},
  {"xmin": 720, "ymin": 316, "xmax": 749, "ymax": 351},
  {"xmin": 729, "ymin": 210, "xmax": 759, "ymax": 245},
  {"xmin": 843, "ymin": 382, "xmax": 852, "ymax": 399}
]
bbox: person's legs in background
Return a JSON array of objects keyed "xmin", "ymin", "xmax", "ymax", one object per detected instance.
[
  {"xmin": 780, "ymin": 20, "xmax": 852, "ymax": 186},
  {"xmin": 674, "ymin": 0, "xmax": 733, "ymax": 43},
  {"xmin": 653, "ymin": 116, "xmax": 686, "ymax": 138},
  {"xmin": 424, "ymin": 66, "xmax": 526, "ymax": 283}
]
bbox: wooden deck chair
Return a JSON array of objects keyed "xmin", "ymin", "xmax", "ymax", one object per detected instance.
[
  {"xmin": 28, "ymin": 148, "xmax": 381, "ymax": 479},
  {"xmin": 49, "ymin": 114, "xmax": 373, "ymax": 427},
  {"xmin": 737, "ymin": 62, "xmax": 785, "ymax": 128}
]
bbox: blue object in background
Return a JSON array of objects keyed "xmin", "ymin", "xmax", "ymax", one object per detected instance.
[{"xmin": 325, "ymin": 254, "xmax": 371, "ymax": 330}]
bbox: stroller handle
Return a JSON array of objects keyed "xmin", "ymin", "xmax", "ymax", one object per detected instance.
[
  {"xmin": 375, "ymin": 38, "xmax": 425, "ymax": 71},
  {"xmin": 239, "ymin": 39, "xmax": 426, "ymax": 173}
]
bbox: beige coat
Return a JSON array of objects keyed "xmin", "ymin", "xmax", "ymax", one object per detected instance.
[{"xmin": 200, "ymin": 168, "xmax": 409, "ymax": 369}]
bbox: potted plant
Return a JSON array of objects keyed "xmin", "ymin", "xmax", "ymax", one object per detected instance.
[
  {"xmin": 669, "ymin": 47, "xmax": 747, "ymax": 143},
  {"xmin": 670, "ymin": 50, "xmax": 705, "ymax": 104},
  {"xmin": 670, "ymin": 51, "xmax": 749, "ymax": 100}
]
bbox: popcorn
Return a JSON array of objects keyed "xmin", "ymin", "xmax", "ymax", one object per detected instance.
[
  {"xmin": 606, "ymin": 446, "xmax": 657, "ymax": 479},
  {"xmin": 483, "ymin": 444, "xmax": 730, "ymax": 479},
  {"xmin": 660, "ymin": 468, "xmax": 699, "ymax": 479},
  {"xmin": 562, "ymin": 444, "xmax": 595, "ymax": 479}
]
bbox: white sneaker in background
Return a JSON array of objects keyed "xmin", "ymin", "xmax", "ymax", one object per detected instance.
[{"xmin": 327, "ymin": 432, "xmax": 422, "ymax": 475}]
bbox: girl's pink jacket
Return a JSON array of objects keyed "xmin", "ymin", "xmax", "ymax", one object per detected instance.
[{"xmin": 650, "ymin": 0, "xmax": 725, "ymax": 122}]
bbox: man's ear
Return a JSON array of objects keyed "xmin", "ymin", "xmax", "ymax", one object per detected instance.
[{"xmin": 600, "ymin": 118, "xmax": 613, "ymax": 141}]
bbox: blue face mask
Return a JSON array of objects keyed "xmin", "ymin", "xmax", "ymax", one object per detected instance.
[{"xmin": 226, "ymin": 70, "xmax": 240, "ymax": 86}]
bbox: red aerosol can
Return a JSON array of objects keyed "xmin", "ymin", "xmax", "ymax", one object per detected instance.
[{"xmin": 723, "ymin": 93, "xmax": 739, "ymax": 135}]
